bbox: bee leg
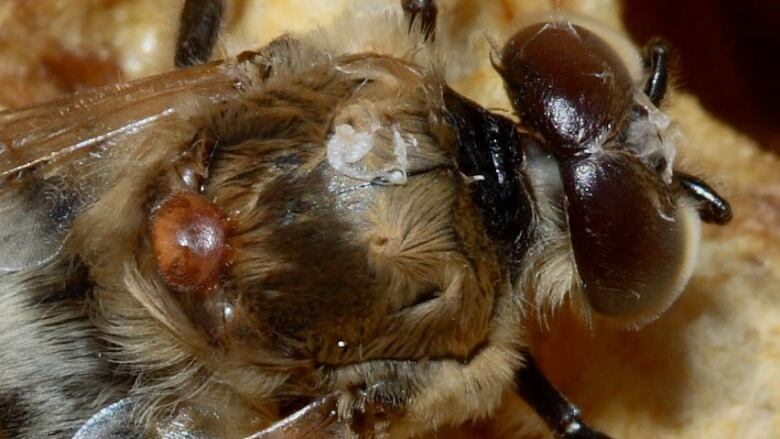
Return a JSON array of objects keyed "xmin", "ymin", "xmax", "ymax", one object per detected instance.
[
  {"xmin": 175, "ymin": 129, "xmax": 218, "ymax": 192},
  {"xmin": 175, "ymin": 0, "xmax": 224, "ymax": 68},
  {"xmin": 235, "ymin": 36, "xmax": 305, "ymax": 82},
  {"xmin": 674, "ymin": 172, "xmax": 733, "ymax": 225},
  {"xmin": 401, "ymin": 0, "xmax": 438, "ymax": 41},
  {"xmin": 349, "ymin": 381, "xmax": 409, "ymax": 437},
  {"xmin": 516, "ymin": 350, "xmax": 612, "ymax": 439},
  {"xmin": 643, "ymin": 39, "xmax": 669, "ymax": 106}
]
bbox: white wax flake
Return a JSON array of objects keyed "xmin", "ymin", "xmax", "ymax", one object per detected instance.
[
  {"xmin": 565, "ymin": 422, "xmax": 582, "ymax": 433},
  {"xmin": 389, "ymin": 128, "xmax": 409, "ymax": 185},
  {"xmin": 626, "ymin": 91, "xmax": 679, "ymax": 184},
  {"xmin": 326, "ymin": 123, "xmax": 409, "ymax": 185},
  {"xmin": 333, "ymin": 124, "xmax": 374, "ymax": 163},
  {"xmin": 327, "ymin": 124, "xmax": 376, "ymax": 182}
]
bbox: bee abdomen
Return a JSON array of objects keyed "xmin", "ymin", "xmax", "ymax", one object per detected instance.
[{"xmin": 0, "ymin": 273, "xmax": 121, "ymax": 438}]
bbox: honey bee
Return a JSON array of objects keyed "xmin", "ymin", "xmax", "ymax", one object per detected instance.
[{"xmin": 0, "ymin": 1, "xmax": 732, "ymax": 438}]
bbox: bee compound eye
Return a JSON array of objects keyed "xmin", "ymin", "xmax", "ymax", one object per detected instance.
[
  {"xmin": 561, "ymin": 153, "xmax": 701, "ymax": 325},
  {"xmin": 500, "ymin": 22, "xmax": 633, "ymax": 152},
  {"xmin": 151, "ymin": 192, "xmax": 229, "ymax": 295}
]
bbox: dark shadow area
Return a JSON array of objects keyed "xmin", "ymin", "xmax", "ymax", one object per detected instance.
[{"xmin": 624, "ymin": 1, "xmax": 780, "ymax": 153}]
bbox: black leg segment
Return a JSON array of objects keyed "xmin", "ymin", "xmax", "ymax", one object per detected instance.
[
  {"xmin": 175, "ymin": 0, "xmax": 224, "ymax": 68},
  {"xmin": 401, "ymin": 0, "xmax": 438, "ymax": 41},
  {"xmin": 516, "ymin": 350, "xmax": 612, "ymax": 439},
  {"xmin": 675, "ymin": 172, "xmax": 733, "ymax": 225},
  {"xmin": 643, "ymin": 39, "xmax": 669, "ymax": 106}
]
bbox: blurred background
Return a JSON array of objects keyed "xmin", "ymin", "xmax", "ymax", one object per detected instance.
[{"xmin": 624, "ymin": 0, "xmax": 780, "ymax": 153}]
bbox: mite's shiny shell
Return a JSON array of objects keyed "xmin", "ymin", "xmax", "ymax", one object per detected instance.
[{"xmin": 151, "ymin": 192, "xmax": 228, "ymax": 294}]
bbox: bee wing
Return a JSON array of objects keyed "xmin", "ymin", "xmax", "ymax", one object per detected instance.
[
  {"xmin": 0, "ymin": 62, "xmax": 242, "ymax": 272},
  {"xmin": 74, "ymin": 397, "xmax": 213, "ymax": 439},
  {"xmin": 75, "ymin": 394, "xmax": 345, "ymax": 438},
  {"xmin": 245, "ymin": 393, "xmax": 349, "ymax": 438},
  {"xmin": 72, "ymin": 398, "xmax": 140, "ymax": 439}
]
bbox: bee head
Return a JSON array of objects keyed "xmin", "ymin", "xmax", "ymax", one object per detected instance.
[
  {"xmin": 499, "ymin": 21, "xmax": 634, "ymax": 156},
  {"xmin": 497, "ymin": 19, "xmax": 732, "ymax": 326},
  {"xmin": 558, "ymin": 152, "xmax": 701, "ymax": 325}
]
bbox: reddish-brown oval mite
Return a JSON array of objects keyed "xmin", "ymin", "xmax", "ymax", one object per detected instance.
[{"xmin": 151, "ymin": 192, "xmax": 228, "ymax": 294}]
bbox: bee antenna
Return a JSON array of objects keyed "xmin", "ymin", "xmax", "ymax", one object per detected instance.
[
  {"xmin": 675, "ymin": 172, "xmax": 733, "ymax": 225},
  {"xmin": 643, "ymin": 39, "xmax": 670, "ymax": 106}
]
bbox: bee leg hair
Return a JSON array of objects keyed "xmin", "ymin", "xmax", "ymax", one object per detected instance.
[
  {"xmin": 516, "ymin": 350, "xmax": 612, "ymax": 439},
  {"xmin": 643, "ymin": 39, "xmax": 669, "ymax": 106},
  {"xmin": 401, "ymin": 0, "xmax": 438, "ymax": 41},
  {"xmin": 175, "ymin": 0, "xmax": 224, "ymax": 68}
]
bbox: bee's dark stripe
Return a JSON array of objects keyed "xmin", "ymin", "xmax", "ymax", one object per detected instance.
[
  {"xmin": 0, "ymin": 392, "xmax": 29, "ymax": 439},
  {"xmin": 442, "ymin": 86, "xmax": 533, "ymax": 251}
]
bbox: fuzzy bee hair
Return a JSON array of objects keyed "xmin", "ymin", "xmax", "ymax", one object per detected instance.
[
  {"xmin": 0, "ymin": 12, "xmax": 533, "ymax": 438},
  {"xmin": 0, "ymin": 3, "xmax": 731, "ymax": 438}
]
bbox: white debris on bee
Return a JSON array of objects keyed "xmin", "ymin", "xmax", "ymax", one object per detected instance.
[
  {"xmin": 390, "ymin": 127, "xmax": 409, "ymax": 184},
  {"xmin": 326, "ymin": 123, "xmax": 409, "ymax": 185},
  {"xmin": 626, "ymin": 91, "xmax": 680, "ymax": 183},
  {"xmin": 328, "ymin": 124, "xmax": 375, "ymax": 164}
]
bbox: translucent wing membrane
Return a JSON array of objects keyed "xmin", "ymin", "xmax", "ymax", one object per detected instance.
[
  {"xmin": 72, "ymin": 398, "xmax": 141, "ymax": 439},
  {"xmin": 0, "ymin": 62, "xmax": 242, "ymax": 272},
  {"xmin": 0, "ymin": 62, "xmax": 235, "ymax": 177}
]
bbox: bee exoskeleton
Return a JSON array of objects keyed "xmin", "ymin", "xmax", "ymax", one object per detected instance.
[
  {"xmin": 151, "ymin": 192, "xmax": 228, "ymax": 294},
  {"xmin": 561, "ymin": 152, "xmax": 700, "ymax": 324},
  {"xmin": 500, "ymin": 21, "xmax": 633, "ymax": 153}
]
